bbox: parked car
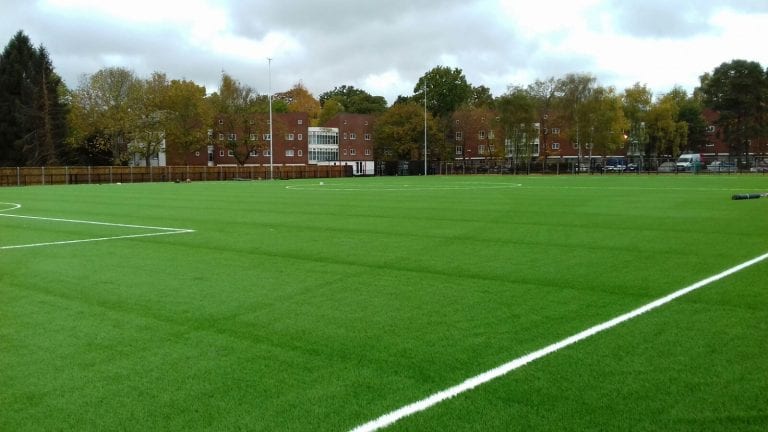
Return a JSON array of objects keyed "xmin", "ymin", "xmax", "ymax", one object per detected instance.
[
  {"xmin": 603, "ymin": 163, "xmax": 627, "ymax": 172},
  {"xmin": 750, "ymin": 160, "xmax": 768, "ymax": 172},
  {"xmin": 626, "ymin": 163, "xmax": 639, "ymax": 171},
  {"xmin": 675, "ymin": 153, "xmax": 703, "ymax": 171},
  {"xmin": 658, "ymin": 161, "xmax": 676, "ymax": 172},
  {"xmin": 708, "ymin": 160, "xmax": 737, "ymax": 173}
]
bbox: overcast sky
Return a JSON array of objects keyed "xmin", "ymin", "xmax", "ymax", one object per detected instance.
[{"xmin": 2, "ymin": 0, "xmax": 767, "ymax": 103}]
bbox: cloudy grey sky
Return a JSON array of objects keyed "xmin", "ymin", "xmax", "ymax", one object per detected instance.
[{"xmin": 2, "ymin": 0, "xmax": 767, "ymax": 103}]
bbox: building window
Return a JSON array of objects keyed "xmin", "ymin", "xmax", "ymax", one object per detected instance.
[
  {"xmin": 343, "ymin": 132, "xmax": 348, "ymax": 140},
  {"xmin": 249, "ymin": 150, "xmax": 257, "ymax": 156},
  {"xmin": 551, "ymin": 128, "xmax": 560, "ymax": 135},
  {"xmin": 298, "ymin": 119, "xmax": 303, "ymax": 125},
  {"xmin": 263, "ymin": 134, "xmax": 271, "ymax": 141},
  {"xmin": 364, "ymin": 133, "xmax": 371, "ymax": 140},
  {"xmin": 552, "ymin": 142, "xmax": 560, "ymax": 150},
  {"xmin": 479, "ymin": 131, "xmax": 486, "ymax": 140},
  {"xmin": 344, "ymin": 120, "xmax": 348, "ymax": 125},
  {"xmin": 706, "ymin": 125, "xmax": 716, "ymax": 133},
  {"xmin": 228, "ymin": 150, "xmax": 234, "ymax": 156},
  {"xmin": 488, "ymin": 131, "xmax": 495, "ymax": 139},
  {"xmin": 364, "ymin": 121, "xmax": 369, "ymax": 125},
  {"xmin": 298, "ymin": 150, "xmax": 303, "ymax": 156},
  {"xmin": 455, "ymin": 131, "xmax": 463, "ymax": 141},
  {"xmin": 218, "ymin": 133, "xmax": 224, "ymax": 141},
  {"xmin": 194, "ymin": 151, "xmax": 200, "ymax": 157},
  {"xmin": 343, "ymin": 149, "xmax": 348, "ymax": 156},
  {"xmin": 573, "ymin": 142, "xmax": 579, "ymax": 149},
  {"xmin": 249, "ymin": 119, "xmax": 255, "ymax": 125},
  {"xmin": 228, "ymin": 133, "xmax": 236, "ymax": 141},
  {"xmin": 365, "ymin": 148, "xmax": 371, "ymax": 156},
  {"xmin": 478, "ymin": 144, "xmax": 486, "ymax": 154},
  {"xmin": 263, "ymin": 149, "xmax": 271, "ymax": 156},
  {"xmin": 219, "ymin": 150, "xmax": 224, "ymax": 157},
  {"xmin": 218, "ymin": 119, "xmax": 223, "ymax": 125},
  {"xmin": 350, "ymin": 133, "xmax": 357, "ymax": 140},
  {"xmin": 285, "ymin": 149, "xmax": 294, "ymax": 157},
  {"xmin": 350, "ymin": 148, "xmax": 357, "ymax": 156},
  {"xmin": 249, "ymin": 133, "xmax": 257, "ymax": 141},
  {"xmin": 455, "ymin": 145, "xmax": 463, "ymax": 155},
  {"xmin": 298, "ymin": 134, "xmax": 303, "ymax": 140},
  {"xmin": 286, "ymin": 133, "xmax": 294, "ymax": 140}
]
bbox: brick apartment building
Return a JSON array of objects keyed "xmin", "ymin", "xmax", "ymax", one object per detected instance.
[{"xmin": 163, "ymin": 107, "xmax": 762, "ymax": 174}]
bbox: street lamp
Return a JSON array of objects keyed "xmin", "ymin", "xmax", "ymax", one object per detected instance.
[
  {"xmin": 424, "ymin": 82, "xmax": 427, "ymax": 176},
  {"xmin": 268, "ymin": 58, "xmax": 274, "ymax": 180}
]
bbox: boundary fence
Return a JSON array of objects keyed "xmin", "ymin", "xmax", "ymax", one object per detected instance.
[{"xmin": 0, "ymin": 165, "xmax": 351, "ymax": 187}]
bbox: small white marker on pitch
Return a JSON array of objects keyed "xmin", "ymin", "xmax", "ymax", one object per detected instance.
[{"xmin": 319, "ymin": 181, "xmax": 324, "ymax": 185}]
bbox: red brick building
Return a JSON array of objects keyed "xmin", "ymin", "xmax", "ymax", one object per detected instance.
[{"xmin": 324, "ymin": 113, "xmax": 376, "ymax": 175}]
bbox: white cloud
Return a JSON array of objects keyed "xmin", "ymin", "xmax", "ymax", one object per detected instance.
[{"xmin": 4, "ymin": 0, "xmax": 767, "ymax": 103}]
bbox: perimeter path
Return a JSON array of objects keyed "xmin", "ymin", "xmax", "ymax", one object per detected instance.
[
  {"xmin": 350, "ymin": 251, "xmax": 768, "ymax": 432},
  {"xmin": 0, "ymin": 202, "xmax": 195, "ymax": 250}
]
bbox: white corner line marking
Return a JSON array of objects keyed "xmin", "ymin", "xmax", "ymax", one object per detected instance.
[{"xmin": 350, "ymin": 251, "xmax": 768, "ymax": 432}]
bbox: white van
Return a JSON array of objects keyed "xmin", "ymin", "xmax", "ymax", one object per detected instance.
[{"xmin": 675, "ymin": 153, "xmax": 702, "ymax": 171}]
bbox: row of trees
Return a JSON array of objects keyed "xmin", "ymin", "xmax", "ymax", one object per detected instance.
[{"xmin": 1, "ymin": 30, "xmax": 766, "ymax": 167}]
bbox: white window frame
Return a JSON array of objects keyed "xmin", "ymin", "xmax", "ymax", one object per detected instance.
[
  {"xmin": 455, "ymin": 131, "xmax": 463, "ymax": 141},
  {"xmin": 285, "ymin": 149, "xmax": 295, "ymax": 157}
]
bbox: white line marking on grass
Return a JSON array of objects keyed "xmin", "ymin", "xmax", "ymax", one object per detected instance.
[
  {"xmin": 286, "ymin": 182, "xmax": 522, "ymax": 191},
  {"xmin": 0, "ymin": 202, "xmax": 194, "ymax": 250},
  {"xmin": 350, "ymin": 251, "xmax": 768, "ymax": 432}
]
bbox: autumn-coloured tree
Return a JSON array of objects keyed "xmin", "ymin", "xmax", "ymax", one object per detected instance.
[{"xmin": 274, "ymin": 82, "xmax": 320, "ymax": 124}]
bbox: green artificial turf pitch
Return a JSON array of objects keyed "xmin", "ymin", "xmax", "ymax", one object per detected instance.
[{"xmin": 1, "ymin": 175, "xmax": 767, "ymax": 431}]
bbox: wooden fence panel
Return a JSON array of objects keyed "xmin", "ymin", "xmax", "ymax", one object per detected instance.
[{"xmin": 0, "ymin": 165, "xmax": 348, "ymax": 187}]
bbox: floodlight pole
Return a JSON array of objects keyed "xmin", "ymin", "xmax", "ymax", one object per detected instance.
[
  {"xmin": 268, "ymin": 58, "xmax": 274, "ymax": 180},
  {"xmin": 424, "ymin": 81, "xmax": 427, "ymax": 176}
]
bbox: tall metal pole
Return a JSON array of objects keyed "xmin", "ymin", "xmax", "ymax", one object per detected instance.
[
  {"xmin": 424, "ymin": 82, "xmax": 427, "ymax": 176},
  {"xmin": 268, "ymin": 58, "xmax": 274, "ymax": 180}
]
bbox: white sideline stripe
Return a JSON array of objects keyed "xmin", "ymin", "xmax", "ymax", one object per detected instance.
[{"xmin": 350, "ymin": 251, "xmax": 768, "ymax": 432}]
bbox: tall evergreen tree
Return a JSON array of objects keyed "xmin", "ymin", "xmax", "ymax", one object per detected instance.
[{"xmin": 0, "ymin": 31, "xmax": 68, "ymax": 166}]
